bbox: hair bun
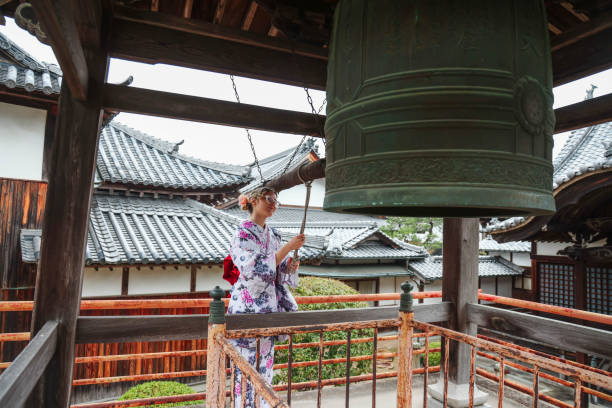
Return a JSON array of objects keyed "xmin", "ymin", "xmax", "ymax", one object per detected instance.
[{"xmin": 238, "ymin": 194, "xmax": 249, "ymax": 211}]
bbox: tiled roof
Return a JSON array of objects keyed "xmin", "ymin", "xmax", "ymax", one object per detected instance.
[
  {"xmin": 21, "ymin": 194, "xmax": 325, "ymax": 265},
  {"xmin": 226, "ymin": 207, "xmax": 426, "ymax": 260},
  {"xmin": 96, "ymin": 122, "xmax": 249, "ymax": 191},
  {"xmin": 407, "ymin": 256, "xmax": 524, "ymax": 282},
  {"xmin": 240, "ymin": 138, "xmax": 318, "ymax": 193},
  {"xmin": 330, "ymin": 240, "xmax": 425, "ymax": 260},
  {"xmin": 485, "ymin": 119, "xmax": 612, "ymax": 234},
  {"xmin": 479, "ymin": 238, "xmax": 530, "ymax": 253},
  {"xmin": 225, "ymin": 206, "xmax": 384, "ymax": 225},
  {"xmin": 0, "ymin": 31, "xmax": 61, "ymax": 95},
  {"xmin": 299, "ymin": 264, "xmax": 413, "ymax": 279}
]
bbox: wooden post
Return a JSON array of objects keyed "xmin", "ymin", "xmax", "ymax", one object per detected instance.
[
  {"xmin": 442, "ymin": 218, "xmax": 479, "ymax": 383},
  {"xmin": 206, "ymin": 286, "xmax": 226, "ymax": 408},
  {"xmin": 397, "ymin": 281, "xmax": 414, "ymax": 408},
  {"xmin": 27, "ymin": 46, "xmax": 109, "ymax": 407}
]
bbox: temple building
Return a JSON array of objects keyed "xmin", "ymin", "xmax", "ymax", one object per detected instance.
[{"xmin": 484, "ymin": 112, "xmax": 612, "ymax": 315}]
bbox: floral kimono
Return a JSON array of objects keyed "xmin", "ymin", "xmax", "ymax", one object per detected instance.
[{"xmin": 228, "ymin": 220, "xmax": 299, "ymax": 407}]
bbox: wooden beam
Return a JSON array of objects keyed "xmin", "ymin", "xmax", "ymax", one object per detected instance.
[
  {"xmin": 30, "ymin": 0, "xmax": 88, "ymax": 100},
  {"xmin": 108, "ymin": 16, "xmax": 326, "ymax": 89},
  {"xmin": 264, "ymin": 158, "xmax": 326, "ymax": 193},
  {"xmin": 442, "ymin": 218, "xmax": 479, "ymax": 384},
  {"xmin": 76, "ymin": 303, "xmax": 452, "ymax": 344},
  {"xmin": 467, "ymin": 303, "xmax": 612, "ymax": 359},
  {"xmin": 28, "ymin": 49, "xmax": 108, "ymax": 407},
  {"xmin": 551, "ymin": 11, "xmax": 612, "ymax": 52},
  {"xmin": 102, "ymin": 84, "xmax": 325, "ymax": 136},
  {"xmin": 554, "ymin": 93, "xmax": 612, "ymax": 134},
  {"xmin": 242, "ymin": 1, "xmax": 258, "ymax": 30},
  {"xmin": 113, "ymin": 5, "xmax": 327, "ymax": 60},
  {"xmin": 0, "ymin": 321, "xmax": 58, "ymax": 408},
  {"xmin": 183, "ymin": 0, "xmax": 194, "ymax": 19},
  {"xmin": 213, "ymin": 0, "xmax": 228, "ymax": 24},
  {"xmin": 552, "ymin": 26, "xmax": 612, "ymax": 86}
]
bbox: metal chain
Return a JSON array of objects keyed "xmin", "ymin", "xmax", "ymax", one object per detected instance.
[
  {"xmin": 304, "ymin": 87, "xmax": 326, "ymax": 146},
  {"xmin": 230, "ymin": 74, "xmax": 264, "ymax": 182}
]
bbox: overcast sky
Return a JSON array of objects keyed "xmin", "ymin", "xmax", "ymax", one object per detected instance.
[{"xmin": 2, "ymin": 18, "xmax": 611, "ymax": 165}]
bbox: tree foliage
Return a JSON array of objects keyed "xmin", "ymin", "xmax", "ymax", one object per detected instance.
[
  {"xmin": 273, "ymin": 277, "xmax": 374, "ymax": 386},
  {"xmin": 381, "ymin": 217, "xmax": 442, "ymax": 254}
]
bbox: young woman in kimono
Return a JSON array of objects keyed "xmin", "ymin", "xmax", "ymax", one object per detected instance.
[{"xmin": 228, "ymin": 186, "xmax": 305, "ymax": 407}]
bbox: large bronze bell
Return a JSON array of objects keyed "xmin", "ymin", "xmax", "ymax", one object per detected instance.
[{"xmin": 324, "ymin": 0, "xmax": 556, "ymax": 217}]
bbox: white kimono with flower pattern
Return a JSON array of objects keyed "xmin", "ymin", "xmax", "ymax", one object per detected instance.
[{"xmin": 228, "ymin": 220, "xmax": 299, "ymax": 407}]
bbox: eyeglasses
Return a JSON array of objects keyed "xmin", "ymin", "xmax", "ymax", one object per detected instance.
[{"xmin": 262, "ymin": 195, "xmax": 280, "ymax": 207}]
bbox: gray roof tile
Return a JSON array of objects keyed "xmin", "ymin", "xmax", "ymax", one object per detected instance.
[
  {"xmin": 479, "ymin": 239, "xmax": 530, "ymax": 252},
  {"xmin": 97, "ymin": 122, "xmax": 249, "ymax": 191},
  {"xmin": 0, "ymin": 32, "xmax": 61, "ymax": 95},
  {"xmin": 485, "ymin": 120, "xmax": 612, "ymax": 233},
  {"xmin": 408, "ymin": 256, "xmax": 524, "ymax": 282},
  {"xmin": 21, "ymin": 195, "xmax": 325, "ymax": 265},
  {"xmin": 226, "ymin": 207, "xmax": 426, "ymax": 260}
]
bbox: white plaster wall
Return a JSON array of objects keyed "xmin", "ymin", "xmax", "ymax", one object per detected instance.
[
  {"xmin": 128, "ymin": 265, "xmax": 190, "ymax": 295},
  {"xmin": 196, "ymin": 265, "xmax": 232, "ymax": 291},
  {"xmin": 536, "ymin": 241, "xmax": 571, "ymax": 256},
  {"xmin": 0, "ymin": 102, "xmax": 46, "ymax": 181},
  {"xmin": 512, "ymin": 253, "xmax": 531, "ymax": 267},
  {"xmin": 489, "ymin": 251, "xmax": 511, "ymax": 261},
  {"xmin": 379, "ymin": 276, "xmax": 398, "ymax": 306},
  {"xmin": 277, "ymin": 178, "xmax": 325, "ymax": 207},
  {"xmin": 81, "ymin": 267, "xmax": 122, "ymax": 298}
]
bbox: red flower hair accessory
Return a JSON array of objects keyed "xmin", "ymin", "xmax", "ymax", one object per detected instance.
[{"xmin": 238, "ymin": 194, "xmax": 249, "ymax": 210}]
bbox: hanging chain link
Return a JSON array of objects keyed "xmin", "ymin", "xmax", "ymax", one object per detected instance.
[
  {"xmin": 304, "ymin": 87, "xmax": 326, "ymax": 146},
  {"xmin": 230, "ymin": 74, "xmax": 264, "ymax": 182}
]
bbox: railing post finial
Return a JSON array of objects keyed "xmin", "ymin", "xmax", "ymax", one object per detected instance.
[
  {"xmin": 400, "ymin": 281, "xmax": 413, "ymax": 312},
  {"xmin": 209, "ymin": 286, "xmax": 226, "ymax": 324}
]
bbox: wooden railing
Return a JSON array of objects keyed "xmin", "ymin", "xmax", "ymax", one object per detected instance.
[{"xmin": 1, "ymin": 288, "xmax": 611, "ymax": 408}]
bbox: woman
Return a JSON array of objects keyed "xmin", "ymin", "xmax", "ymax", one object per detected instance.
[{"xmin": 228, "ymin": 186, "xmax": 305, "ymax": 407}]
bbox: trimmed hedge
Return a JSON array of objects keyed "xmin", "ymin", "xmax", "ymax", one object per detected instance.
[
  {"xmin": 273, "ymin": 277, "xmax": 374, "ymax": 385},
  {"xmin": 118, "ymin": 381, "xmax": 202, "ymax": 408}
]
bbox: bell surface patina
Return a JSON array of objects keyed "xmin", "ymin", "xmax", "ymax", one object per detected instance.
[{"xmin": 324, "ymin": 0, "xmax": 556, "ymax": 217}]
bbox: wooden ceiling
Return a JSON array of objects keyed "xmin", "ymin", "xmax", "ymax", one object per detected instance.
[{"xmin": 1, "ymin": 0, "xmax": 611, "ymax": 132}]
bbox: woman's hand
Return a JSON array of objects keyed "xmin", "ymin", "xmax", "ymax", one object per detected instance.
[
  {"xmin": 276, "ymin": 234, "xmax": 305, "ymax": 265},
  {"xmin": 286, "ymin": 234, "xmax": 306, "ymax": 251}
]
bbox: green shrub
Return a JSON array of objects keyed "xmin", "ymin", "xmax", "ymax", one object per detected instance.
[
  {"xmin": 118, "ymin": 381, "xmax": 202, "ymax": 407},
  {"xmin": 273, "ymin": 277, "xmax": 374, "ymax": 386},
  {"xmin": 421, "ymin": 341, "xmax": 441, "ymax": 367}
]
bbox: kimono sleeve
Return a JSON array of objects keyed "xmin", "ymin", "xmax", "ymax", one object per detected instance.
[{"xmin": 274, "ymin": 233, "xmax": 299, "ymax": 289}]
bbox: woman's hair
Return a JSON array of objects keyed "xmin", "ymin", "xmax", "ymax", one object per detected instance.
[{"xmin": 238, "ymin": 187, "xmax": 276, "ymax": 213}]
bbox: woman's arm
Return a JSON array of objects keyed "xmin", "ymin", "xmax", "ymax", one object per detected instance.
[{"xmin": 275, "ymin": 234, "xmax": 305, "ymax": 265}]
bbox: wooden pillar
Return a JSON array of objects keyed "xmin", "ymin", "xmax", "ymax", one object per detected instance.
[
  {"xmin": 397, "ymin": 282, "xmax": 414, "ymax": 408},
  {"xmin": 442, "ymin": 218, "xmax": 479, "ymax": 384},
  {"xmin": 27, "ymin": 48, "xmax": 108, "ymax": 407},
  {"xmin": 574, "ymin": 258, "xmax": 589, "ymax": 408},
  {"xmin": 206, "ymin": 286, "xmax": 226, "ymax": 408}
]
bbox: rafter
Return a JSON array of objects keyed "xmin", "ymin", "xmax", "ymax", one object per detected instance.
[
  {"xmin": 183, "ymin": 0, "xmax": 194, "ymax": 19},
  {"xmin": 213, "ymin": 0, "xmax": 227, "ymax": 24},
  {"xmin": 551, "ymin": 11, "xmax": 612, "ymax": 51},
  {"xmin": 109, "ymin": 16, "xmax": 326, "ymax": 89},
  {"xmin": 113, "ymin": 5, "xmax": 327, "ymax": 60},
  {"xmin": 242, "ymin": 1, "xmax": 258, "ymax": 30}
]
